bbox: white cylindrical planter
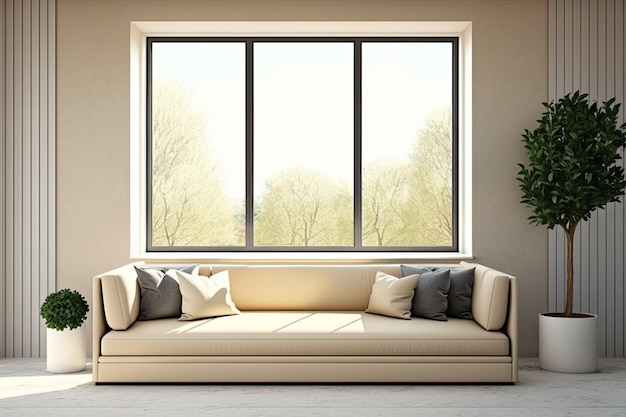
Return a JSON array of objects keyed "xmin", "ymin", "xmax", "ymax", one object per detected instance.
[
  {"xmin": 46, "ymin": 326, "xmax": 86, "ymax": 373},
  {"xmin": 539, "ymin": 313, "xmax": 597, "ymax": 373}
]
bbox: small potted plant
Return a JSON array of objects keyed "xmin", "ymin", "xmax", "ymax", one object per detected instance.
[
  {"xmin": 517, "ymin": 91, "xmax": 626, "ymax": 373},
  {"xmin": 40, "ymin": 289, "xmax": 90, "ymax": 373}
]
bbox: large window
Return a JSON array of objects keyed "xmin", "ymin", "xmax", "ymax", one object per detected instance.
[{"xmin": 147, "ymin": 37, "xmax": 458, "ymax": 252}]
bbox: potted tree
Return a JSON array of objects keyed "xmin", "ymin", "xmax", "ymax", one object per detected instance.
[
  {"xmin": 517, "ymin": 91, "xmax": 626, "ymax": 373},
  {"xmin": 40, "ymin": 289, "xmax": 90, "ymax": 373}
]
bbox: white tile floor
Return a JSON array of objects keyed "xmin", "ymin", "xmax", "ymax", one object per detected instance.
[{"xmin": 1, "ymin": 357, "xmax": 625, "ymax": 417}]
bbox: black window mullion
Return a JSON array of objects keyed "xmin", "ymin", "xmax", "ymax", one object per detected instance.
[
  {"xmin": 354, "ymin": 41, "xmax": 363, "ymax": 249},
  {"xmin": 452, "ymin": 38, "xmax": 460, "ymax": 251},
  {"xmin": 146, "ymin": 39, "xmax": 154, "ymax": 252},
  {"xmin": 246, "ymin": 40, "xmax": 254, "ymax": 249}
]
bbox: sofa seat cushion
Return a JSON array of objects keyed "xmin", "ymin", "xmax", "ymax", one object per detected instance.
[{"xmin": 101, "ymin": 311, "xmax": 509, "ymax": 357}]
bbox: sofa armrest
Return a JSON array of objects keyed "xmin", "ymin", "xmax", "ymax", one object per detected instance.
[
  {"xmin": 461, "ymin": 261, "xmax": 518, "ymax": 382},
  {"xmin": 95, "ymin": 263, "xmax": 143, "ymax": 331},
  {"xmin": 462, "ymin": 262, "xmax": 510, "ymax": 330},
  {"xmin": 93, "ymin": 263, "xmax": 144, "ymax": 383}
]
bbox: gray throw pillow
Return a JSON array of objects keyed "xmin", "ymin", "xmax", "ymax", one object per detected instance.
[
  {"xmin": 446, "ymin": 267, "xmax": 474, "ymax": 319},
  {"xmin": 134, "ymin": 265, "xmax": 199, "ymax": 320},
  {"xmin": 401, "ymin": 265, "xmax": 474, "ymax": 319},
  {"xmin": 400, "ymin": 266, "xmax": 450, "ymax": 321}
]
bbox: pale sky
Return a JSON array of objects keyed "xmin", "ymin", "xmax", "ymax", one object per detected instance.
[{"xmin": 152, "ymin": 40, "xmax": 452, "ymax": 200}]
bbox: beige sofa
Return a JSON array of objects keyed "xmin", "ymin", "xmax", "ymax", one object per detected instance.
[{"xmin": 92, "ymin": 262, "xmax": 518, "ymax": 384}]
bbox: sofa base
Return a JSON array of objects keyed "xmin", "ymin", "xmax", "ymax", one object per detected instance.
[{"xmin": 95, "ymin": 356, "xmax": 515, "ymax": 384}]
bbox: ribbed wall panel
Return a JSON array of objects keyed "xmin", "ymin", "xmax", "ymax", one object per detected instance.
[
  {"xmin": 1, "ymin": 0, "xmax": 6, "ymax": 359},
  {"xmin": 1, "ymin": 0, "xmax": 55, "ymax": 358},
  {"xmin": 548, "ymin": 0, "xmax": 626, "ymax": 357}
]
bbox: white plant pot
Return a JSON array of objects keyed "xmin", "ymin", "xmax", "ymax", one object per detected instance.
[
  {"xmin": 46, "ymin": 326, "xmax": 86, "ymax": 373},
  {"xmin": 539, "ymin": 312, "xmax": 598, "ymax": 373}
]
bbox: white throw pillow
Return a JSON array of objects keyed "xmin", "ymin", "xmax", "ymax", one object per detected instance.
[
  {"xmin": 176, "ymin": 270, "xmax": 241, "ymax": 321},
  {"xmin": 365, "ymin": 271, "xmax": 419, "ymax": 319}
]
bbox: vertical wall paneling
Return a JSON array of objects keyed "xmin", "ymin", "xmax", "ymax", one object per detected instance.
[
  {"xmin": 548, "ymin": 0, "xmax": 626, "ymax": 357},
  {"xmin": 548, "ymin": 0, "xmax": 559, "ymax": 314},
  {"xmin": 1, "ymin": 0, "xmax": 6, "ymax": 359},
  {"xmin": 1, "ymin": 0, "xmax": 55, "ymax": 358},
  {"xmin": 44, "ymin": 0, "xmax": 55, "ymax": 357},
  {"xmin": 5, "ymin": 0, "xmax": 16, "ymax": 358},
  {"xmin": 616, "ymin": 0, "xmax": 626, "ymax": 357}
]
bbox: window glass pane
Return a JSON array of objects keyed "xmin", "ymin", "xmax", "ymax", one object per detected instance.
[
  {"xmin": 151, "ymin": 42, "xmax": 246, "ymax": 247},
  {"xmin": 253, "ymin": 43, "xmax": 354, "ymax": 247},
  {"xmin": 147, "ymin": 38, "xmax": 458, "ymax": 252},
  {"xmin": 361, "ymin": 42, "xmax": 453, "ymax": 247}
]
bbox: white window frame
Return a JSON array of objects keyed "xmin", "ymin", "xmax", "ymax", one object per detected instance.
[{"xmin": 130, "ymin": 21, "xmax": 473, "ymax": 262}]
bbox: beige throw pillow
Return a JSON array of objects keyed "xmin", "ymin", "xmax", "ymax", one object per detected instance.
[
  {"xmin": 366, "ymin": 271, "xmax": 419, "ymax": 319},
  {"xmin": 176, "ymin": 270, "xmax": 241, "ymax": 321}
]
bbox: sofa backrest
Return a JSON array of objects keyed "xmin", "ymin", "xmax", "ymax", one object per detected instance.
[{"xmin": 208, "ymin": 265, "xmax": 401, "ymax": 311}]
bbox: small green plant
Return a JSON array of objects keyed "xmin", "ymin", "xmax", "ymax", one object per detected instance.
[
  {"xmin": 517, "ymin": 91, "xmax": 626, "ymax": 317},
  {"xmin": 40, "ymin": 289, "xmax": 89, "ymax": 331}
]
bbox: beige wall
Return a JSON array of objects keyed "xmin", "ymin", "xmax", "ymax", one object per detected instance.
[{"xmin": 56, "ymin": 0, "xmax": 548, "ymax": 356}]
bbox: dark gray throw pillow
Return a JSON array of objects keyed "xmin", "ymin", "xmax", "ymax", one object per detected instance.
[
  {"xmin": 446, "ymin": 267, "xmax": 475, "ymax": 319},
  {"xmin": 134, "ymin": 266, "xmax": 189, "ymax": 320},
  {"xmin": 401, "ymin": 265, "xmax": 474, "ymax": 319},
  {"xmin": 400, "ymin": 265, "xmax": 450, "ymax": 321}
]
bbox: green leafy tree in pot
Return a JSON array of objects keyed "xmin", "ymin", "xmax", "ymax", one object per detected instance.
[
  {"xmin": 40, "ymin": 289, "xmax": 89, "ymax": 331},
  {"xmin": 517, "ymin": 91, "xmax": 626, "ymax": 317}
]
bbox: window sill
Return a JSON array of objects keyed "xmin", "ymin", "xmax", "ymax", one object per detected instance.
[{"xmin": 130, "ymin": 251, "xmax": 474, "ymax": 265}]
